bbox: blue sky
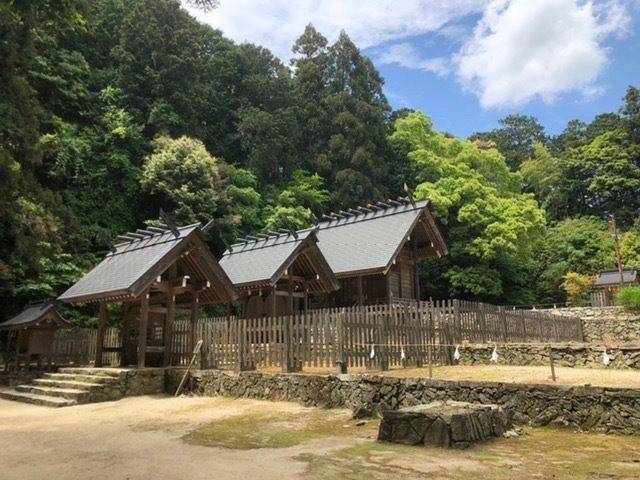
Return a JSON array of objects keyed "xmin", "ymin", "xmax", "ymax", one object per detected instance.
[{"xmin": 186, "ymin": 0, "xmax": 640, "ymax": 138}]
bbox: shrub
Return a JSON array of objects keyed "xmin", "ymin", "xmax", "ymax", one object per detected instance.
[
  {"xmin": 616, "ymin": 286, "xmax": 640, "ymax": 311},
  {"xmin": 561, "ymin": 272, "xmax": 592, "ymax": 306}
]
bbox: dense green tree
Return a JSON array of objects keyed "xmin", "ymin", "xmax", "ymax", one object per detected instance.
[
  {"xmin": 520, "ymin": 143, "xmax": 567, "ymax": 219},
  {"xmin": 264, "ymin": 170, "xmax": 329, "ymax": 231},
  {"xmin": 469, "ymin": 115, "xmax": 546, "ymax": 170},
  {"xmin": 563, "ymin": 130, "xmax": 640, "ymax": 226},
  {"xmin": 140, "ymin": 135, "xmax": 226, "ymax": 225},
  {"xmin": 533, "ymin": 217, "xmax": 615, "ymax": 304},
  {"xmin": 391, "ymin": 112, "xmax": 546, "ymax": 303},
  {"xmin": 291, "ymin": 26, "xmax": 391, "ymax": 207}
]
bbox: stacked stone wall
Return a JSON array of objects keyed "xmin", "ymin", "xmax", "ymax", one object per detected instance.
[{"xmin": 165, "ymin": 369, "xmax": 640, "ymax": 435}]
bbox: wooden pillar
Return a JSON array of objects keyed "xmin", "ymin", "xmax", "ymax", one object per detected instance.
[
  {"xmin": 190, "ymin": 290, "xmax": 199, "ymax": 356},
  {"xmin": 164, "ymin": 264, "xmax": 177, "ymax": 366},
  {"xmin": 137, "ymin": 292, "xmax": 149, "ymax": 368},
  {"xmin": 386, "ymin": 272, "xmax": 392, "ymax": 305},
  {"xmin": 412, "ymin": 238, "xmax": 420, "ymax": 301},
  {"xmin": 14, "ymin": 330, "xmax": 22, "ymax": 372},
  {"xmin": 121, "ymin": 304, "xmax": 132, "ymax": 367},
  {"xmin": 357, "ymin": 276, "xmax": 364, "ymax": 305},
  {"xmin": 164, "ymin": 291, "xmax": 176, "ymax": 367},
  {"xmin": 303, "ymin": 282, "xmax": 309, "ymax": 312},
  {"xmin": 4, "ymin": 331, "xmax": 12, "ymax": 373},
  {"xmin": 288, "ymin": 277, "xmax": 294, "ymax": 314},
  {"xmin": 271, "ymin": 286, "xmax": 277, "ymax": 317},
  {"xmin": 95, "ymin": 303, "xmax": 107, "ymax": 368}
]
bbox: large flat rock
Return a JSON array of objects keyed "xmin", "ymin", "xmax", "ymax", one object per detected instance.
[{"xmin": 378, "ymin": 400, "xmax": 513, "ymax": 448}]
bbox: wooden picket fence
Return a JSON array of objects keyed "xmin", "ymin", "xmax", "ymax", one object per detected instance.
[
  {"xmin": 6, "ymin": 300, "xmax": 582, "ymax": 372},
  {"xmin": 172, "ymin": 300, "xmax": 584, "ymax": 372}
]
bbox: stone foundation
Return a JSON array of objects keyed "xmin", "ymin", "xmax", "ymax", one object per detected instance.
[
  {"xmin": 378, "ymin": 401, "xmax": 512, "ymax": 448},
  {"xmin": 165, "ymin": 369, "xmax": 640, "ymax": 436},
  {"xmin": 457, "ymin": 343, "xmax": 640, "ymax": 369}
]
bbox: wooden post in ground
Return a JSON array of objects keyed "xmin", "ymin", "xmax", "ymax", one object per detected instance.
[
  {"xmin": 427, "ymin": 341, "xmax": 433, "ymax": 379},
  {"xmin": 4, "ymin": 331, "xmax": 12, "ymax": 373},
  {"xmin": 14, "ymin": 330, "xmax": 22, "ymax": 372},
  {"xmin": 121, "ymin": 304, "xmax": 132, "ymax": 367},
  {"xmin": 137, "ymin": 292, "xmax": 149, "ymax": 368},
  {"xmin": 95, "ymin": 302, "xmax": 107, "ymax": 368},
  {"xmin": 164, "ymin": 265, "xmax": 177, "ymax": 367},
  {"xmin": 336, "ymin": 309, "xmax": 347, "ymax": 374},
  {"xmin": 549, "ymin": 346, "xmax": 556, "ymax": 382}
]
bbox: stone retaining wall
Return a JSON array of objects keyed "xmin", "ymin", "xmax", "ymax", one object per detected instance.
[
  {"xmin": 94, "ymin": 368, "xmax": 165, "ymax": 402},
  {"xmin": 457, "ymin": 343, "xmax": 640, "ymax": 369},
  {"xmin": 166, "ymin": 369, "xmax": 640, "ymax": 436},
  {"xmin": 550, "ymin": 306, "xmax": 640, "ymax": 344}
]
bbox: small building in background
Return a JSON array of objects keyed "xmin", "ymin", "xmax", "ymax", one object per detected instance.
[
  {"xmin": 1, "ymin": 300, "xmax": 71, "ymax": 371},
  {"xmin": 219, "ymin": 229, "xmax": 338, "ymax": 318},
  {"xmin": 592, "ymin": 268, "xmax": 639, "ymax": 306},
  {"xmin": 313, "ymin": 199, "xmax": 447, "ymax": 307}
]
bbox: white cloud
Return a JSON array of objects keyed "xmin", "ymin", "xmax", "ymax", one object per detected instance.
[
  {"xmin": 455, "ymin": 0, "xmax": 631, "ymax": 108},
  {"xmin": 376, "ymin": 43, "xmax": 450, "ymax": 75},
  {"xmin": 183, "ymin": 0, "xmax": 488, "ymax": 61}
]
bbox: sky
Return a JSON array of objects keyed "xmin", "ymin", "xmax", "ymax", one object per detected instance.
[{"xmin": 185, "ymin": 0, "xmax": 640, "ymax": 138}]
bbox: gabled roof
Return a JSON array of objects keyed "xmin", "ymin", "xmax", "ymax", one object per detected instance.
[
  {"xmin": 313, "ymin": 199, "xmax": 447, "ymax": 277},
  {"xmin": 0, "ymin": 300, "xmax": 71, "ymax": 331},
  {"xmin": 595, "ymin": 268, "xmax": 638, "ymax": 287},
  {"xmin": 58, "ymin": 224, "xmax": 237, "ymax": 305},
  {"xmin": 220, "ymin": 229, "xmax": 338, "ymax": 292}
]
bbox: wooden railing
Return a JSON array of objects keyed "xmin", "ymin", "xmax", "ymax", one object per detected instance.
[
  {"xmin": 170, "ymin": 300, "xmax": 584, "ymax": 372},
  {"xmin": 3, "ymin": 300, "xmax": 583, "ymax": 373}
]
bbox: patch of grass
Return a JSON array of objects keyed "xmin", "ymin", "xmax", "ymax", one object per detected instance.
[
  {"xmin": 182, "ymin": 408, "xmax": 376, "ymax": 449},
  {"xmin": 299, "ymin": 427, "xmax": 640, "ymax": 480}
]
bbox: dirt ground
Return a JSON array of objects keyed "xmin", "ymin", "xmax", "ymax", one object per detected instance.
[
  {"xmin": 3, "ymin": 395, "xmax": 640, "ymax": 480},
  {"xmin": 261, "ymin": 364, "xmax": 640, "ymax": 388}
]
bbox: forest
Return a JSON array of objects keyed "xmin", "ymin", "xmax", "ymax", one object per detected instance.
[{"xmin": 2, "ymin": 0, "xmax": 640, "ymax": 323}]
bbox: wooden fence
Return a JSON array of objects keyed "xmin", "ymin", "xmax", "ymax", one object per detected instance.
[
  {"xmin": 4, "ymin": 300, "xmax": 583, "ymax": 372},
  {"xmin": 172, "ymin": 300, "xmax": 584, "ymax": 373}
]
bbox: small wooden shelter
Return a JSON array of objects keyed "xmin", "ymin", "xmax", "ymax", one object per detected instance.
[
  {"xmin": 219, "ymin": 228, "xmax": 339, "ymax": 318},
  {"xmin": 1, "ymin": 300, "xmax": 71, "ymax": 371},
  {"xmin": 592, "ymin": 268, "xmax": 639, "ymax": 306},
  {"xmin": 313, "ymin": 198, "xmax": 447, "ymax": 306},
  {"xmin": 58, "ymin": 223, "xmax": 237, "ymax": 368}
]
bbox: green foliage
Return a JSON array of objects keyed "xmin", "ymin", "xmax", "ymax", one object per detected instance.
[
  {"xmin": 469, "ymin": 114, "xmax": 546, "ymax": 170},
  {"xmin": 141, "ymin": 136, "xmax": 225, "ymax": 225},
  {"xmin": 621, "ymin": 230, "xmax": 640, "ymax": 269},
  {"xmin": 391, "ymin": 112, "xmax": 546, "ymax": 302},
  {"xmin": 561, "ymin": 272, "xmax": 593, "ymax": 306},
  {"xmin": 264, "ymin": 170, "xmax": 329, "ymax": 231},
  {"xmin": 533, "ymin": 217, "xmax": 615, "ymax": 304},
  {"xmin": 2, "ymin": 0, "xmax": 640, "ymax": 321},
  {"xmin": 617, "ymin": 286, "xmax": 640, "ymax": 311}
]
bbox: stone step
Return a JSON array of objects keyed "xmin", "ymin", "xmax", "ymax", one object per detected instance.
[
  {"xmin": 57, "ymin": 367, "xmax": 124, "ymax": 378},
  {"xmin": 15, "ymin": 384, "xmax": 90, "ymax": 402},
  {"xmin": 43, "ymin": 373, "xmax": 116, "ymax": 384},
  {"xmin": 32, "ymin": 378, "xmax": 105, "ymax": 390},
  {"xmin": 0, "ymin": 389, "xmax": 77, "ymax": 408}
]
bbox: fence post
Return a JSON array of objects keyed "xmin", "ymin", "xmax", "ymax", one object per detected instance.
[
  {"xmin": 236, "ymin": 318, "xmax": 244, "ymax": 372},
  {"xmin": 379, "ymin": 312, "xmax": 389, "ymax": 371},
  {"xmin": 335, "ymin": 309, "xmax": 347, "ymax": 374},
  {"xmin": 499, "ymin": 306, "xmax": 508, "ymax": 343}
]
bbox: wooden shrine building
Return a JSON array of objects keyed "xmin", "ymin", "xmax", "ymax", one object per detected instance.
[
  {"xmin": 592, "ymin": 268, "xmax": 639, "ymax": 306},
  {"xmin": 219, "ymin": 228, "xmax": 339, "ymax": 318},
  {"xmin": 58, "ymin": 223, "xmax": 237, "ymax": 368},
  {"xmin": 1, "ymin": 300, "xmax": 71, "ymax": 371},
  {"xmin": 313, "ymin": 198, "xmax": 447, "ymax": 306}
]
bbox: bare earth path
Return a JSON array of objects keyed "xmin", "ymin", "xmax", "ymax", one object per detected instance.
[{"xmin": 3, "ymin": 394, "xmax": 640, "ymax": 479}]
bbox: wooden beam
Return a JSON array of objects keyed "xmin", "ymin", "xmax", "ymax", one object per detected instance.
[
  {"xmin": 95, "ymin": 303, "xmax": 107, "ymax": 368},
  {"xmin": 138, "ymin": 292, "xmax": 149, "ymax": 368},
  {"xmin": 164, "ymin": 288, "xmax": 176, "ymax": 367}
]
